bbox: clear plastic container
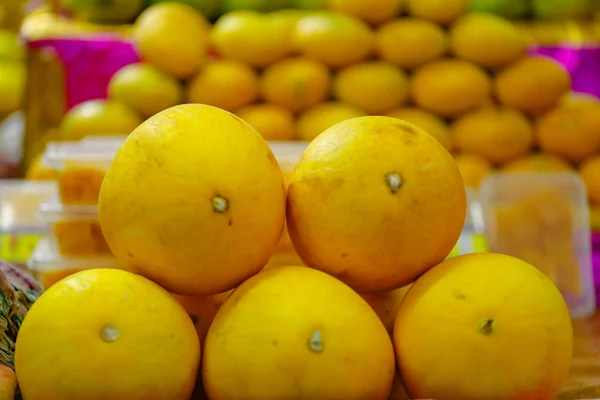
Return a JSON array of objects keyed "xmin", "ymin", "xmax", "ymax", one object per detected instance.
[
  {"xmin": 0, "ymin": 180, "xmax": 56, "ymax": 264},
  {"xmin": 79, "ymin": 136, "xmax": 127, "ymax": 147},
  {"xmin": 28, "ymin": 238, "xmax": 119, "ymax": 289},
  {"xmin": 479, "ymin": 172, "xmax": 596, "ymax": 319},
  {"xmin": 42, "ymin": 140, "xmax": 121, "ymax": 205},
  {"xmin": 447, "ymin": 188, "xmax": 489, "ymax": 258},
  {"xmin": 38, "ymin": 200, "xmax": 111, "ymax": 257}
]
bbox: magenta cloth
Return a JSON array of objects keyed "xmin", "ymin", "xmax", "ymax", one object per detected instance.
[
  {"xmin": 27, "ymin": 36, "xmax": 141, "ymax": 110},
  {"xmin": 593, "ymin": 232, "xmax": 600, "ymax": 306},
  {"xmin": 530, "ymin": 45, "xmax": 600, "ymax": 99}
]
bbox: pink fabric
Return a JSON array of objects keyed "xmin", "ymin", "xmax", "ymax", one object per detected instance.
[
  {"xmin": 27, "ymin": 37, "xmax": 141, "ymax": 110},
  {"xmin": 530, "ymin": 45, "xmax": 600, "ymax": 99}
]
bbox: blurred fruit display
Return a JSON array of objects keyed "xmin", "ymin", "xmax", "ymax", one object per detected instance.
[{"xmin": 15, "ymin": 0, "xmax": 600, "ymax": 220}]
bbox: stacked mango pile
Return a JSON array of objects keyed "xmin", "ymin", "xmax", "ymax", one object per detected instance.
[
  {"xmin": 15, "ymin": 104, "xmax": 575, "ymax": 400},
  {"xmin": 38, "ymin": 0, "xmax": 600, "ymax": 228}
]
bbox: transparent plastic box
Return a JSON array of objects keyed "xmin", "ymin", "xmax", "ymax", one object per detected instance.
[
  {"xmin": 447, "ymin": 188, "xmax": 489, "ymax": 259},
  {"xmin": 42, "ymin": 140, "xmax": 122, "ymax": 205},
  {"xmin": 479, "ymin": 172, "xmax": 596, "ymax": 319},
  {"xmin": 28, "ymin": 238, "xmax": 119, "ymax": 289},
  {"xmin": 0, "ymin": 180, "xmax": 57, "ymax": 264},
  {"xmin": 38, "ymin": 200, "xmax": 111, "ymax": 257},
  {"xmin": 79, "ymin": 135, "xmax": 127, "ymax": 147}
]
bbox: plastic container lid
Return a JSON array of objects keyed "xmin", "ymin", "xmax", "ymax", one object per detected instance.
[
  {"xmin": 0, "ymin": 180, "xmax": 57, "ymax": 230},
  {"xmin": 0, "ymin": 180, "xmax": 57, "ymax": 263},
  {"xmin": 42, "ymin": 140, "xmax": 122, "ymax": 171},
  {"xmin": 479, "ymin": 172, "xmax": 596, "ymax": 319},
  {"xmin": 43, "ymin": 139, "xmax": 309, "ymax": 173},
  {"xmin": 28, "ymin": 238, "xmax": 116, "ymax": 272},
  {"xmin": 80, "ymin": 135, "xmax": 127, "ymax": 144},
  {"xmin": 38, "ymin": 200, "xmax": 98, "ymax": 223}
]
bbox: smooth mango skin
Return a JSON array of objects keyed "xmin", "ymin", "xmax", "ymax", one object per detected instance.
[
  {"xmin": 287, "ymin": 116, "xmax": 466, "ymax": 293},
  {"xmin": 292, "ymin": 11, "xmax": 375, "ymax": 69},
  {"xmin": 99, "ymin": 104, "xmax": 286, "ymax": 296},
  {"xmin": 108, "ymin": 62, "xmax": 183, "ymax": 118},
  {"xmin": 15, "ymin": 269, "xmax": 200, "ymax": 400},
  {"xmin": 394, "ymin": 253, "xmax": 573, "ymax": 400},
  {"xmin": 133, "ymin": 3, "xmax": 209, "ymax": 79},
  {"xmin": 203, "ymin": 266, "xmax": 396, "ymax": 400},
  {"xmin": 210, "ymin": 10, "xmax": 297, "ymax": 67}
]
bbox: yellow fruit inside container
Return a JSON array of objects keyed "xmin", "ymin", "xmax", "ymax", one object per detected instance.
[
  {"xmin": 25, "ymin": 154, "xmax": 57, "ymax": 181},
  {"xmin": 39, "ymin": 201, "xmax": 111, "ymax": 257},
  {"xmin": 44, "ymin": 139, "xmax": 123, "ymax": 206},
  {"xmin": 28, "ymin": 238, "xmax": 121, "ymax": 290},
  {"xmin": 481, "ymin": 180, "xmax": 584, "ymax": 296},
  {"xmin": 57, "ymin": 164, "xmax": 107, "ymax": 205},
  {"xmin": 52, "ymin": 220, "xmax": 110, "ymax": 256}
]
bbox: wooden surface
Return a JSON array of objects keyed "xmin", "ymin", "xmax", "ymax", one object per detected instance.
[{"xmin": 560, "ymin": 312, "xmax": 600, "ymax": 399}]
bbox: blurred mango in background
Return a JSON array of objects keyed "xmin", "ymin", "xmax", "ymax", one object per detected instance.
[{"xmin": 0, "ymin": 31, "xmax": 25, "ymax": 117}]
